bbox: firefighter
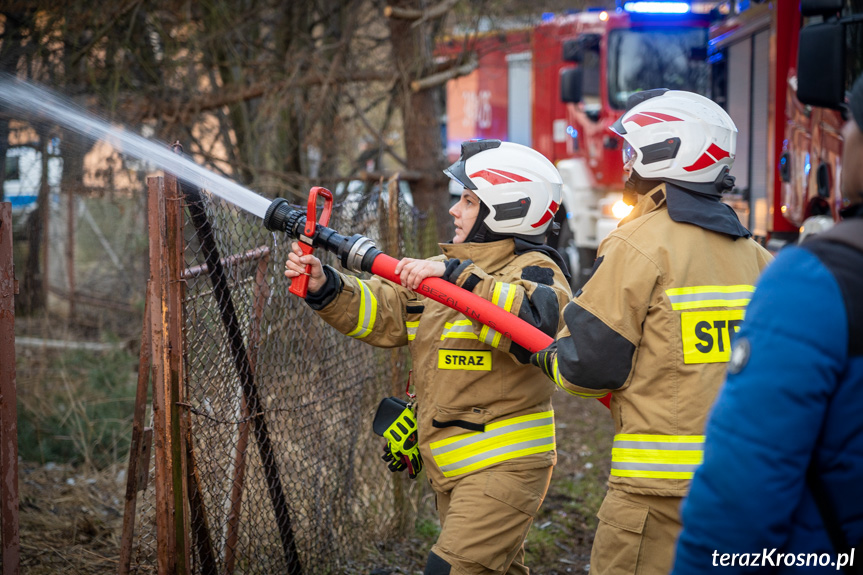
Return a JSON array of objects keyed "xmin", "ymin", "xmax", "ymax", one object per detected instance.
[
  {"xmin": 530, "ymin": 90, "xmax": 773, "ymax": 575},
  {"xmin": 671, "ymin": 74, "xmax": 863, "ymax": 575},
  {"xmin": 285, "ymin": 140, "xmax": 573, "ymax": 575}
]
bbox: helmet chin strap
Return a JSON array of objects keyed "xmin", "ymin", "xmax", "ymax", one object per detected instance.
[
  {"xmin": 464, "ymin": 202, "xmax": 508, "ymax": 244},
  {"xmin": 626, "ymin": 171, "xmax": 662, "ymax": 197},
  {"xmin": 627, "ymin": 166, "xmax": 736, "ymax": 198}
]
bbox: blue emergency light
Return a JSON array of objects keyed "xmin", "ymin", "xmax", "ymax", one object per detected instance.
[{"xmin": 623, "ymin": 1, "xmax": 691, "ymax": 13}]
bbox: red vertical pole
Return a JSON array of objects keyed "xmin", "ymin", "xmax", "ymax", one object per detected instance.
[{"xmin": 0, "ymin": 202, "xmax": 20, "ymax": 575}]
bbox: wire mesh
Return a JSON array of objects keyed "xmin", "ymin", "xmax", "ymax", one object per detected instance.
[{"xmin": 128, "ymin": 179, "xmax": 430, "ymax": 574}]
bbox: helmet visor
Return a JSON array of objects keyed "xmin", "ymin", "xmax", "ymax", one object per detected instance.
[
  {"xmin": 443, "ymin": 159, "xmax": 476, "ymax": 190},
  {"xmin": 622, "ymin": 142, "xmax": 638, "ymax": 171}
]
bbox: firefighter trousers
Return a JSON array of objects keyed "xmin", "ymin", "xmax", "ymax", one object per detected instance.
[
  {"xmin": 431, "ymin": 465, "xmax": 553, "ymax": 575},
  {"xmin": 589, "ymin": 487, "xmax": 683, "ymax": 575}
]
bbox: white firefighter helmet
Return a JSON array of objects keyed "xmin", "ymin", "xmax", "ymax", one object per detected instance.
[
  {"xmin": 610, "ymin": 90, "xmax": 737, "ymax": 185},
  {"xmin": 443, "ymin": 140, "xmax": 563, "ymax": 241}
]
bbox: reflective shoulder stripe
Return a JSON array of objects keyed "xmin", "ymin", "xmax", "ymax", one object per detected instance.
[
  {"xmin": 441, "ymin": 319, "xmax": 478, "ymax": 341},
  {"xmin": 610, "ymin": 433, "xmax": 705, "ymax": 479},
  {"xmin": 665, "ymin": 285, "xmax": 755, "ymax": 310},
  {"xmin": 346, "ymin": 279, "xmax": 377, "ymax": 339},
  {"xmin": 405, "ymin": 320, "xmax": 419, "ymax": 341},
  {"xmin": 429, "ymin": 411, "xmax": 555, "ymax": 477}
]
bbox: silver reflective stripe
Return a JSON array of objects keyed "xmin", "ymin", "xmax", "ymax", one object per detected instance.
[
  {"xmin": 479, "ymin": 325, "xmax": 499, "ymax": 346},
  {"xmin": 493, "ymin": 282, "xmax": 515, "ymax": 311},
  {"xmin": 431, "ymin": 416, "xmax": 554, "ymax": 456},
  {"xmin": 430, "ymin": 411, "xmax": 555, "ymax": 477},
  {"xmin": 440, "ymin": 320, "xmax": 477, "ymax": 340},
  {"xmin": 665, "ymin": 285, "xmax": 755, "ymax": 310},
  {"xmin": 611, "ymin": 462, "xmax": 700, "ymax": 473},
  {"xmin": 667, "ymin": 290, "xmax": 754, "ymax": 305},
  {"xmin": 612, "ymin": 440, "xmax": 703, "ymax": 450},
  {"xmin": 436, "ymin": 436, "xmax": 554, "ymax": 474},
  {"xmin": 406, "ymin": 321, "xmax": 419, "ymax": 341}
]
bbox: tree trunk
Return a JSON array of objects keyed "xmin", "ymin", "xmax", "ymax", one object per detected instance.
[{"xmin": 388, "ymin": 2, "xmax": 451, "ymax": 247}]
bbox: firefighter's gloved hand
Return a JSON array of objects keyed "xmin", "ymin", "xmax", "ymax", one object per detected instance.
[
  {"xmin": 373, "ymin": 396, "xmax": 423, "ymax": 480},
  {"xmin": 381, "ymin": 442, "xmax": 406, "ymax": 473},
  {"xmin": 531, "ymin": 349, "xmax": 557, "ymax": 381},
  {"xmin": 381, "ymin": 441, "xmax": 423, "ymax": 478}
]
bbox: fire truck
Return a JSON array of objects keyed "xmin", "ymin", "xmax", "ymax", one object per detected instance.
[
  {"xmin": 707, "ymin": 0, "xmax": 863, "ymax": 251},
  {"xmin": 442, "ymin": 2, "xmax": 716, "ymax": 286}
]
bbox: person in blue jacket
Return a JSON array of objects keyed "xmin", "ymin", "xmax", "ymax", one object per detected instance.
[{"xmin": 671, "ymin": 74, "xmax": 863, "ymax": 573}]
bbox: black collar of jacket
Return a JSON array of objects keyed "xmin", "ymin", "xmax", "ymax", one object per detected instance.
[
  {"xmin": 663, "ymin": 182, "xmax": 752, "ymax": 239},
  {"xmin": 513, "ymin": 238, "xmax": 572, "ymax": 281}
]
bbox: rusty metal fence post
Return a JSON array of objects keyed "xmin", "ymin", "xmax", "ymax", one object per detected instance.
[
  {"xmin": 0, "ymin": 202, "xmax": 20, "ymax": 575},
  {"xmin": 147, "ymin": 176, "xmax": 191, "ymax": 575}
]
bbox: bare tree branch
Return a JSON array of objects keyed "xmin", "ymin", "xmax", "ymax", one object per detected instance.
[
  {"xmin": 384, "ymin": 0, "xmax": 460, "ymax": 22},
  {"xmin": 410, "ymin": 59, "xmax": 476, "ymax": 92}
]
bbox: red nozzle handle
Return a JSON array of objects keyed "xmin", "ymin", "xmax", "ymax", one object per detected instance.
[{"xmin": 290, "ymin": 186, "xmax": 334, "ymax": 298}]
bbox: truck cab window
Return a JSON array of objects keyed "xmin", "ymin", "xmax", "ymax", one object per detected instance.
[
  {"xmin": 4, "ymin": 156, "xmax": 20, "ymax": 181},
  {"xmin": 581, "ymin": 43, "xmax": 602, "ymax": 121},
  {"xmin": 607, "ymin": 28, "xmax": 709, "ymax": 110}
]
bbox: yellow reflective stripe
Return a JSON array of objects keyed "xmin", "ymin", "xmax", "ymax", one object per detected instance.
[
  {"xmin": 430, "ymin": 411, "xmax": 552, "ymax": 448},
  {"xmin": 346, "ymin": 279, "xmax": 377, "ymax": 339},
  {"xmin": 478, "ymin": 324, "xmax": 502, "ymax": 347},
  {"xmin": 493, "ymin": 282, "xmax": 516, "ymax": 312},
  {"xmin": 665, "ymin": 285, "xmax": 755, "ymax": 310},
  {"xmin": 548, "ymin": 357, "xmax": 605, "ymax": 398},
  {"xmin": 610, "ymin": 434, "xmax": 704, "ymax": 479},
  {"xmin": 611, "ymin": 469, "xmax": 696, "ymax": 479},
  {"xmin": 405, "ymin": 320, "xmax": 419, "ymax": 341},
  {"xmin": 477, "ymin": 283, "xmax": 515, "ymax": 348},
  {"xmin": 612, "ymin": 448, "xmax": 703, "ymax": 465},
  {"xmin": 440, "ymin": 319, "xmax": 478, "ymax": 341},
  {"xmin": 430, "ymin": 411, "xmax": 555, "ymax": 477}
]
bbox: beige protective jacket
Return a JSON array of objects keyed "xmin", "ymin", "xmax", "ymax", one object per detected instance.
[
  {"xmin": 533, "ymin": 184, "xmax": 773, "ymax": 497},
  {"xmin": 312, "ymin": 238, "xmax": 572, "ymax": 492}
]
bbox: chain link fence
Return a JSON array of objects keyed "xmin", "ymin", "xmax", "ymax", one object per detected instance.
[{"xmin": 127, "ymin": 178, "xmax": 434, "ymax": 574}]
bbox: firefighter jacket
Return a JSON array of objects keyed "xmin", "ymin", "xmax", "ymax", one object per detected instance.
[
  {"xmin": 673, "ymin": 215, "xmax": 863, "ymax": 574},
  {"xmin": 533, "ymin": 183, "xmax": 773, "ymax": 497},
  {"xmin": 307, "ymin": 238, "xmax": 572, "ymax": 492}
]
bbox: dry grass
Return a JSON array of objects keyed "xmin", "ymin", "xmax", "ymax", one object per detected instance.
[{"xmin": 18, "ymin": 462, "xmax": 125, "ymax": 574}]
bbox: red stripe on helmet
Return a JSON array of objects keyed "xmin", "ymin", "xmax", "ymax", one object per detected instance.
[
  {"xmin": 707, "ymin": 143, "xmax": 730, "ymax": 160},
  {"xmin": 683, "ymin": 152, "xmax": 716, "ymax": 172},
  {"xmin": 532, "ymin": 211, "xmax": 553, "ymax": 228},
  {"xmin": 530, "ymin": 201, "xmax": 559, "ymax": 229},
  {"xmin": 643, "ymin": 112, "xmax": 683, "ymax": 122},
  {"xmin": 627, "ymin": 112, "xmax": 683, "ymax": 127},
  {"xmin": 469, "ymin": 169, "xmax": 530, "ymax": 185},
  {"xmin": 628, "ymin": 113, "xmax": 664, "ymax": 127},
  {"xmin": 470, "ymin": 168, "xmax": 531, "ymax": 186}
]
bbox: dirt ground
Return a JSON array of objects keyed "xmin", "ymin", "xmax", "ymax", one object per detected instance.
[{"xmin": 14, "ymin": 390, "xmax": 613, "ymax": 574}]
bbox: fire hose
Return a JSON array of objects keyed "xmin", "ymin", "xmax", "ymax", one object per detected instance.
[{"xmin": 264, "ymin": 189, "xmax": 611, "ymax": 409}]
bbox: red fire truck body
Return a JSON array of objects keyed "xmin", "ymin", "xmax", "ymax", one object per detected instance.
[{"xmin": 710, "ymin": 0, "xmax": 863, "ymax": 249}]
